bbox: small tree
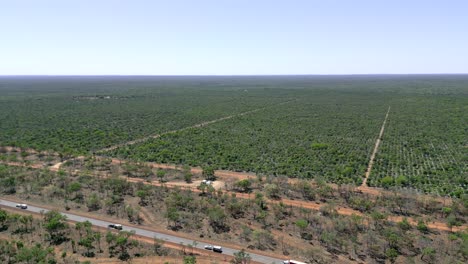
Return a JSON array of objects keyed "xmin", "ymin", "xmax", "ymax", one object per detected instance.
[
  {"xmin": 446, "ymin": 214, "xmax": 460, "ymax": 232},
  {"xmin": 202, "ymin": 166, "xmax": 216, "ymax": 181},
  {"xmin": 207, "ymin": 206, "xmax": 229, "ymax": 233},
  {"xmin": 157, "ymin": 170, "xmax": 166, "ymax": 182},
  {"xmin": 417, "ymin": 220, "xmax": 429, "ymax": 233},
  {"xmin": 184, "ymin": 256, "xmax": 197, "ymax": 264},
  {"xmin": 165, "ymin": 207, "xmax": 180, "ymax": 229},
  {"xmin": 380, "ymin": 176, "xmax": 394, "ymax": 188},
  {"xmin": 0, "ymin": 209, "xmax": 8, "ymax": 231},
  {"xmin": 107, "ymin": 231, "xmax": 135, "ymax": 261},
  {"xmin": 136, "ymin": 190, "xmax": 148, "ymax": 206},
  {"xmin": 264, "ymin": 183, "xmax": 280, "ymax": 199},
  {"xmin": 231, "ymin": 249, "xmax": 251, "ymax": 264},
  {"xmin": 397, "ymin": 217, "xmax": 411, "ymax": 231},
  {"xmin": 386, "ymin": 248, "xmax": 399, "ymax": 263},
  {"xmin": 78, "ymin": 236, "xmax": 95, "ymax": 257},
  {"xmin": 86, "ymin": 193, "xmax": 101, "ymax": 211},
  {"xmin": 68, "ymin": 182, "xmax": 81, "ymax": 199},
  {"xmin": 235, "ymin": 179, "xmax": 252, "ymax": 193},
  {"xmin": 184, "ymin": 172, "xmax": 193, "ymax": 183},
  {"xmin": 183, "ymin": 165, "xmax": 193, "ymax": 183},
  {"xmin": 295, "ymin": 219, "xmax": 308, "ymax": 229},
  {"xmin": 16, "ymin": 243, "xmax": 56, "ymax": 263},
  {"xmin": 153, "ymin": 236, "xmax": 167, "ymax": 256},
  {"xmin": 421, "ymin": 247, "xmax": 436, "ymax": 263},
  {"xmin": 44, "ymin": 210, "xmax": 69, "ymax": 245},
  {"xmin": 295, "ymin": 219, "xmax": 311, "ymax": 240},
  {"xmin": 441, "ymin": 207, "xmax": 452, "ymax": 218}
]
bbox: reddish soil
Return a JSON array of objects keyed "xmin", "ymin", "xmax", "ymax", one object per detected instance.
[
  {"xmin": 121, "ymin": 176, "xmax": 466, "ymax": 233},
  {"xmin": 107, "ymin": 157, "xmax": 452, "ymax": 204},
  {"xmin": 1, "ymin": 149, "xmax": 465, "ymax": 233}
]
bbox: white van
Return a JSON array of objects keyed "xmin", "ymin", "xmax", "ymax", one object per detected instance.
[
  {"xmin": 15, "ymin": 203, "xmax": 28, "ymax": 209},
  {"xmin": 213, "ymin": 246, "xmax": 223, "ymax": 253},
  {"xmin": 283, "ymin": 260, "xmax": 307, "ymax": 264}
]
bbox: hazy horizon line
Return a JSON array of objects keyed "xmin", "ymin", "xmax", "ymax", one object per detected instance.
[{"xmin": 1, "ymin": 73, "xmax": 468, "ymax": 77}]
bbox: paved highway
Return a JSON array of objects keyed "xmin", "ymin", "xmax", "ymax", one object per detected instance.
[{"xmin": 0, "ymin": 199, "xmax": 284, "ymax": 264}]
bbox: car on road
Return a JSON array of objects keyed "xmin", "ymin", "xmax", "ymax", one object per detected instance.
[
  {"xmin": 204, "ymin": 245, "xmax": 213, "ymax": 250},
  {"xmin": 108, "ymin": 224, "xmax": 123, "ymax": 230},
  {"xmin": 15, "ymin": 204, "xmax": 27, "ymax": 209},
  {"xmin": 213, "ymin": 246, "xmax": 223, "ymax": 253}
]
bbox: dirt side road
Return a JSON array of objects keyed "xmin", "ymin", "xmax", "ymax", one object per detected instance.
[{"xmin": 362, "ymin": 106, "xmax": 391, "ymax": 187}]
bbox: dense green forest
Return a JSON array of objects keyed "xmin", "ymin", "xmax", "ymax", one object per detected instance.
[
  {"xmin": 1, "ymin": 75, "xmax": 467, "ymax": 195},
  {"xmin": 109, "ymin": 91, "xmax": 388, "ymax": 184},
  {"xmin": 0, "ymin": 77, "xmax": 291, "ymax": 154}
]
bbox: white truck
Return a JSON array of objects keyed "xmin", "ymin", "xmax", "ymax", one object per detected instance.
[
  {"xmin": 108, "ymin": 224, "xmax": 123, "ymax": 230},
  {"xmin": 283, "ymin": 260, "xmax": 307, "ymax": 264},
  {"xmin": 15, "ymin": 203, "xmax": 28, "ymax": 209},
  {"xmin": 212, "ymin": 246, "xmax": 223, "ymax": 253}
]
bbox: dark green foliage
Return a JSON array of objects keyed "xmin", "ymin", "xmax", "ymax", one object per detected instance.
[
  {"xmin": 106, "ymin": 230, "xmax": 136, "ymax": 261},
  {"xmin": 43, "ymin": 210, "xmax": 69, "ymax": 245},
  {"xmin": 202, "ymin": 166, "xmax": 216, "ymax": 181},
  {"xmin": 15, "ymin": 243, "xmax": 56, "ymax": 264},
  {"xmin": 183, "ymin": 256, "xmax": 197, "ymax": 264},
  {"xmin": 112, "ymin": 92, "xmax": 386, "ymax": 184},
  {"xmin": 207, "ymin": 206, "xmax": 229, "ymax": 233},
  {"xmin": 106, "ymin": 76, "xmax": 467, "ymax": 195},
  {"xmin": 0, "ymin": 209, "xmax": 8, "ymax": 231},
  {"xmin": 235, "ymin": 179, "xmax": 252, "ymax": 193},
  {"xmin": 370, "ymin": 95, "xmax": 467, "ymax": 197},
  {"xmin": 398, "ymin": 218, "xmax": 412, "ymax": 231},
  {"xmin": 1, "ymin": 76, "xmax": 467, "ymax": 195},
  {"xmin": 417, "ymin": 220, "xmax": 429, "ymax": 233},
  {"xmin": 0, "ymin": 76, "xmax": 287, "ymax": 154}
]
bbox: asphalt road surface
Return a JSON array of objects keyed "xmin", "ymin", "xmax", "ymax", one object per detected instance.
[{"xmin": 0, "ymin": 199, "xmax": 284, "ymax": 264}]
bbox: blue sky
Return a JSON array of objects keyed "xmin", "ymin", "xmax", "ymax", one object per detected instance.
[{"xmin": 0, "ymin": 0, "xmax": 467, "ymax": 75}]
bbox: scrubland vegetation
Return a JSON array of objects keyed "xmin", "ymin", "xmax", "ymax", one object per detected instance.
[
  {"xmin": 0, "ymin": 206, "xmax": 166, "ymax": 263},
  {"xmin": 1, "ymin": 150, "xmax": 467, "ymax": 263}
]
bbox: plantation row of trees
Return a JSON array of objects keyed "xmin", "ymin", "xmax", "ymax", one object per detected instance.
[
  {"xmin": 109, "ymin": 93, "xmax": 389, "ymax": 185},
  {"xmin": 108, "ymin": 90, "xmax": 467, "ymax": 196},
  {"xmin": 370, "ymin": 96, "xmax": 467, "ymax": 197},
  {"xmin": 2, "ymin": 76, "xmax": 466, "ymax": 196}
]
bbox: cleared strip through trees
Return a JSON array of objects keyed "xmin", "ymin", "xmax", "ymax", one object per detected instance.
[
  {"xmin": 98, "ymin": 100, "xmax": 296, "ymax": 153},
  {"xmin": 362, "ymin": 106, "xmax": 391, "ymax": 187}
]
